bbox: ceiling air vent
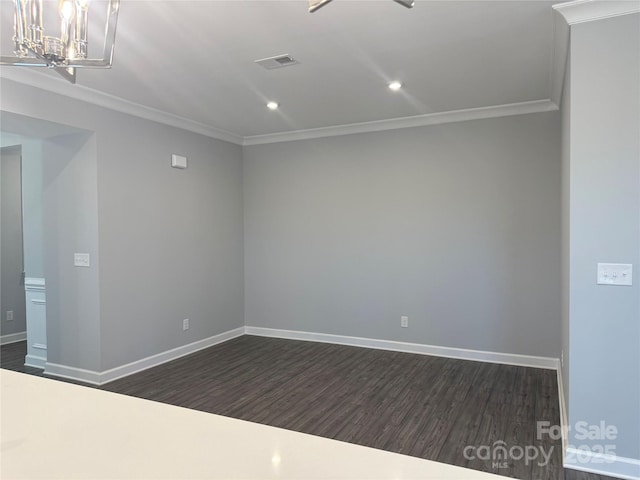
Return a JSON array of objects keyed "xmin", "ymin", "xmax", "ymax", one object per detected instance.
[{"xmin": 255, "ymin": 54, "xmax": 300, "ymax": 70}]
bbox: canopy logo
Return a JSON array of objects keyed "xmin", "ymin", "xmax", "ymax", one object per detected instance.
[
  {"xmin": 462, "ymin": 441, "xmax": 554, "ymax": 468},
  {"xmin": 462, "ymin": 421, "xmax": 619, "ymax": 469}
]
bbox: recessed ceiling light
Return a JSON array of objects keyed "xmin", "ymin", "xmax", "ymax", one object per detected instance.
[
  {"xmin": 266, "ymin": 101, "xmax": 279, "ymax": 110},
  {"xmin": 388, "ymin": 81, "xmax": 402, "ymax": 91}
]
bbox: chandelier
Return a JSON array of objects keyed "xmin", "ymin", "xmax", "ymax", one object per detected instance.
[
  {"xmin": 1, "ymin": 0, "xmax": 120, "ymax": 83},
  {"xmin": 309, "ymin": 0, "xmax": 414, "ymax": 13}
]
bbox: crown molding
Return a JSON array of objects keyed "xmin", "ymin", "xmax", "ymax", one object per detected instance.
[
  {"xmin": 550, "ymin": 0, "xmax": 639, "ymax": 106},
  {"xmin": 0, "ymin": 68, "xmax": 244, "ymax": 145},
  {"xmin": 553, "ymin": 0, "xmax": 640, "ymax": 25},
  {"xmin": 242, "ymin": 99, "xmax": 559, "ymax": 146},
  {"xmin": 2, "ymin": 69, "xmax": 559, "ymax": 148},
  {"xmin": 550, "ymin": 6, "xmax": 570, "ymax": 107}
]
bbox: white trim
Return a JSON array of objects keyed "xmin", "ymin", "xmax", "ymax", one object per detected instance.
[
  {"xmin": 44, "ymin": 362, "xmax": 102, "ymax": 385},
  {"xmin": 553, "ymin": 0, "xmax": 640, "ymax": 25},
  {"xmin": 98, "ymin": 327, "xmax": 245, "ymax": 384},
  {"xmin": 242, "ymin": 100, "xmax": 558, "ymax": 146},
  {"xmin": 556, "ymin": 363, "xmax": 569, "ymax": 464},
  {"xmin": 0, "ymin": 331, "xmax": 26, "ymax": 345},
  {"xmin": 24, "ymin": 354, "xmax": 46, "ymax": 369},
  {"xmin": 24, "ymin": 276, "xmax": 47, "ymax": 366},
  {"xmin": 564, "ymin": 449, "xmax": 640, "ymax": 480},
  {"xmin": 24, "ymin": 277, "xmax": 45, "ymax": 291},
  {"xmin": 43, "ymin": 327, "xmax": 245, "ymax": 385},
  {"xmin": 0, "ymin": 69, "xmax": 244, "ymax": 146},
  {"xmin": 243, "ymin": 326, "xmax": 559, "ymax": 370},
  {"xmin": 550, "ymin": 8, "xmax": 570, "ymax": 107},
  {"xmin": 1, "ymin": 67, "xmax": 557, "ymax": 146}
]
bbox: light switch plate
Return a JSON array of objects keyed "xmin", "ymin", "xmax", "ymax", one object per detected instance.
[
  {"xmin": 597, "ymin": 263, "xmax": 632, "ymax": 286},
  {"xmin": 171, "ymin": 154, "xmax": 187, "ymax": 169},
  {"xmin": 74, "ymin": 253, "xmax": 90, "ymax": 267}
]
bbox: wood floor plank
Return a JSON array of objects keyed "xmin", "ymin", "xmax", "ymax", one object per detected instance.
[
  {"xmin": 0, "ymin": 337, "xmax": 621, "ymax": 480},
  {"xmin": 436, "ymin": 361, "xmax": 499, "ymax": 467},
  {"xmin": 531, "ymin": 369, "xmax": 564, "ymax": 480},
  {"xmin": 465, "ymin": 363, "xmax": 519, "ymax": 475}
]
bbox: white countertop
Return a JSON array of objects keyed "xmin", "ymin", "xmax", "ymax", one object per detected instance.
[{"xmin": 1, "ymin": 369, "xmax": 506, "ymax": 479}]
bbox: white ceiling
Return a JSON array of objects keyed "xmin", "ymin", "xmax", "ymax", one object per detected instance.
[{"xmin": 1, "ymin": 0, "xmax": 569, "ymax": 141}]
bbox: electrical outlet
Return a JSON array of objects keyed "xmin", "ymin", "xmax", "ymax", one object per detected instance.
[
  {"xmin": 401, "ymin": 316, "xmax": 408, "ymax": 328},
  {"xmin": 6, "ymin": 310, "xmax": 14, "ymax": 321},
  {"xmin": 182, "ymin": 318, "xmax": 189, "ymax": 331}
]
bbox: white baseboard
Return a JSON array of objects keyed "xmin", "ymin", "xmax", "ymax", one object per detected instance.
[
  {"xmin": 36, "ymin": 323, "xmax": 638, "ymax": 480},
  {"xmin": 244, "ymin": 326, "xmax": 559, "ymax": 370},
  {"xmin": 558, "ymin": 365, "xmax": 639, "ymax": 480},
  {"xmin": 98, "ymin": 327, "xmax": 245, "ymax": 384},
  {"xmin": 0, "ymin": 331, "xmax": 26, "ymax": 345},
  {"xmin": 556, "ymin": 363, "xmax": 568, "ymax": 464},
  {"xmin": 564, "ymin": 448, "xmax": 640, "ymax": 480},
  {"xmin": 44, "ymin": 362, "xmax": 102, "ymax": 385},
  {"xmin": 24, "ymin": 354, "xmax": 46, "ymax": 369},
  {"xmin": 44, "ymin": 327, "xmax": 245, "ymax": 386}
]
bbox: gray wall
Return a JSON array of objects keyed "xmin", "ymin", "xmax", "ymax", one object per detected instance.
[
  {"xmin": 1, "ymin": 146, "xmax": 26, "ymax": 337},
  {"xmin": 567, "ymin": 12, "xmax": 640, "ymax": 463},
  {"xmin": 42, "ymin": 133, "xmax": 102, "ymax": 371},
  {"xmin": 244, "ymin": 112, "xmax": 562, "ymax": 357},
  {"xmin": 96, "ymin": 116, "xmax": 244, "ymax": 370},
  {"xmin": 1, "ymin": 134, "xmax": 45, "ymax": 279},
  {"xmin": 21, "ymin": 139, "xmax": 44, "ymax": 278},
  {"xmin": 1, "ymin": 80, "xmax": 245, "ymax": 372}
]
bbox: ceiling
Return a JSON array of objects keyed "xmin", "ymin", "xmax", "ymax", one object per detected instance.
[{"xmin": 1, "ymin": 0, "xmax": 569, "ymax": 142}]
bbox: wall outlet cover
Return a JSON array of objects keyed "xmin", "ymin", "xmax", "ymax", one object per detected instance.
[
  {"xmin": 74, "ymin": 253, "xmax": 90, "ymax": 267},
  {"xmin": 597, "ymin": 263, "xmax": 632, "ymax": 286}
]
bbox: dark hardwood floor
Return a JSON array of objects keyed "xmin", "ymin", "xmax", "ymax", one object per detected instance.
[
  {"xmin": 1, "ymin": 340, "xmax": 44, "ymax": 376},
  {"xmin": 1, "ymin": 337, "xmax": 622, "ymax": 480}
]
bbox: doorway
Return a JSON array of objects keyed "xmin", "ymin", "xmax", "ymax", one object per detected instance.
[
  {"xmin": 2, "ymin": 112, "xmax": 98, "ymax": 378},
  {"xmin": 0, "ymin": 145, "xmax": 27, "ymax": 345}
]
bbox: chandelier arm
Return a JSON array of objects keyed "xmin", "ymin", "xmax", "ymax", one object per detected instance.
[
  {"xmin": 0, "ymin": 56, "xmax": 116, "ymax": 68},
  {"xmin": 308, "ymin": 0, "xmax": 333, "ymax": 13},
  {"xmin": 64, "ymin": 59, "xmax": 115, "ymax": 68},
  {"xmin": 393, "ymin": 0, "xmax": 415, "ymax": 8},
  {"xmin": 13, "ymin": 0, "xmax": 26, "ymax": 47},
  {"xmin": 309, "ymin": 0, "xmax": 413, "ymax": 12},
  {"xmin": 100, "ymin": 0, "xmax": 120, "ymax": 65},
  {"xmin": 55, "ymin": 66, "xmax": 77, "ymax": 83},
  {"xmin": 0, "ymin": 56, "xmax": 48, "ymax": 66}
]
